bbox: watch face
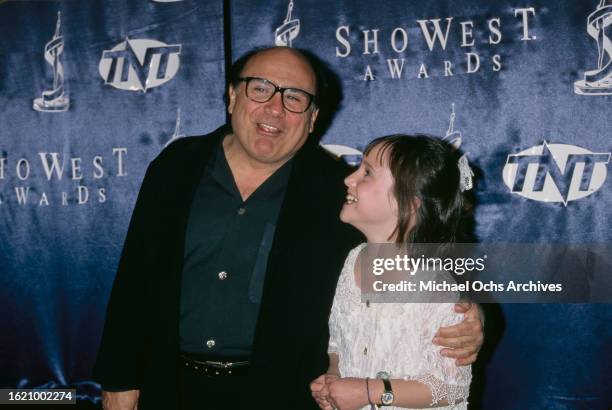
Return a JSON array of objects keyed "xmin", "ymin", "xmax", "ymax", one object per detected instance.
[{"xmin": 381, "ymin": 391, "xmax": 394, "ymax": 405}]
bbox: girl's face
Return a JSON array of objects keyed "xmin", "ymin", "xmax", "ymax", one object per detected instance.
[{"xmin": 340, "ymin": 144, "xmax": 399, "ymax": 242}]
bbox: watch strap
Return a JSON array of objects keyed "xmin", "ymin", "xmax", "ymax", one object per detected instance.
[
  {"xmin": 379, "ymin": 375, "xmax": 394, "ymax": 406},
  {"xmin": 381, "ymin": 377, "xmax": 392, "ymax": 392}
]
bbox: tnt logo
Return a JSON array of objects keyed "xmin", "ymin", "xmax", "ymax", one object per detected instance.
[
  {"xmin": 99, "ymin": 38, "xmax": 181, "ymax": 92},
  {"xmin": 503, "ymin": 141, "xmax": 610, "ymax": 206}
]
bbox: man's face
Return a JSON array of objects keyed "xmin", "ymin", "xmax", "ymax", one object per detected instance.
[{"xmin": 227, "ymin": 49, "xmax": 319, "ymax": 166}]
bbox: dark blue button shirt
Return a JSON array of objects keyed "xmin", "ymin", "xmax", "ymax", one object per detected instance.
[{"xmin": 179, "ymin": 137, "xmax": 292, "ymax": 356}]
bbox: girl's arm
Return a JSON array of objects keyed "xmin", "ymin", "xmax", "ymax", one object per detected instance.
[
  {"xmin": 327, "ymin": 375, "xmax": 466, "ymax": 409},
  {"xmin": 367, "ymin": 375, "xmax": 466, "ymax": 407},
  {"xmin": 328, "ymin": 302, "xmax": 471, "ymax": 409},
  {"xmin": 327, "ymin": 352, "xmax": 340, "ymax": 377}
]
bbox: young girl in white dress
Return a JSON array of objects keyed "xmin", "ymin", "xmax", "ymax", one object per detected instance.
[{"xmin": 311, "ymin": 135, "xmax": 473, "ymax": 410}]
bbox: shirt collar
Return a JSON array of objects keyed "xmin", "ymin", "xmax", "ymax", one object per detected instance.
[{"xmin": 208, "ymin": 135, "xmax": 294, "ymax": 203}]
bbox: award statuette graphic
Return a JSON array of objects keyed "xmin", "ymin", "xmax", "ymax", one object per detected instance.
[
  {"xmin": 275, "ymin": 0, "xmax": 300, "ymax": 47},
  {"xmin": 574, "ymin": 0, "xmax": 612, "ymax": 95},
  {"xmin": 164, "ymin": 108, "xmax": 185, "ymax": 147},
  {"xmin": 443, "ymin": 104, "xmax": 473, "ymax": 190},
  {"xmin": 443, "ymin": 103, "xmax": 463, "ymax": 150},
  {"xmin": 33, "ymin": 12, "xmax": 70, "ymax": 113}
]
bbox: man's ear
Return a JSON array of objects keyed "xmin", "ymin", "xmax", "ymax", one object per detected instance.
[
  {"xmin": 227, "ymin": 85, "xmax": 237, "ymax": 114},
  {"xmin": 308, "ymin": 107, "xmax": 319, "ymax": 133}
]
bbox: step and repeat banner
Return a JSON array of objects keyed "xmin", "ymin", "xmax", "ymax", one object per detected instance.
[
  {"xmin": 0, "ymin": 0, "xmax": 226, "ymax": 403},
  {"xmin": 2, "ymin": 0, "xmax": 612, "ymax": 407}
]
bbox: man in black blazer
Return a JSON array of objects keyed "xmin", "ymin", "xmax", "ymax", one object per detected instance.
[{"xmin": 94, "ymin": 47, "xmax": 484, "ymax": 410}]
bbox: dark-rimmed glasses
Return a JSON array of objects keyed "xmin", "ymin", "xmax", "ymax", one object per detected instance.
[{"xmin": 238, "ymin": 76, "xmax": 315, "ymax": 113}]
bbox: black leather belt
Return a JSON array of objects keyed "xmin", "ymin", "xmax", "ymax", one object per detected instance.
[{"xmin": 179, "ymin": 353, "xmax": 250, "ymax": 377}]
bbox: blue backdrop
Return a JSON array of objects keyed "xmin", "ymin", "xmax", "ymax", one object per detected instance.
[{"xmin": 1, "ymin": 0, "xmax": 611, "ymax": 408}]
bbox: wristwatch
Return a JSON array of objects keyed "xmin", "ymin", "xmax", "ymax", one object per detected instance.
[{"xmin": 376, "ymin": 371, "xmax": 394, "ymax": 406}]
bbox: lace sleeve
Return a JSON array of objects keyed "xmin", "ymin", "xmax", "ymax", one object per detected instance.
[
  {"xmin": 406, "ymin": 303, "xmax": 472, "ymax": 407},
  {"xmin": 328, "ymin": 244, "xmax": 365, "ymax": 355},
  {"xmin": 327, "ymin": 296, "xmax": 339, "ymax": 354}
]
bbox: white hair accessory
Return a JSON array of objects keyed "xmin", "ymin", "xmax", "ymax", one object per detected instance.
[{"xmin": 458, "ymin": 154, "xmax": 474, "ymax": 192}]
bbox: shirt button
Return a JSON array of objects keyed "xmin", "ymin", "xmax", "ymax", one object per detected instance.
[
  {"xmin": 237, "ymin": 207, "xmax": 246, "ymax": 215},
  {"xmin": 218, "ymin": 271, "xmax": 228, "ymax": 280},
  {"xmin": 206, "ymin": 339, "xmax": 216, "ymax": 349}
]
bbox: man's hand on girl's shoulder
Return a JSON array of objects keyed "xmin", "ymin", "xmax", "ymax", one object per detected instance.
[{"xmin": 432, "ymin": 301, "xmax": 484, "ymax": 366}]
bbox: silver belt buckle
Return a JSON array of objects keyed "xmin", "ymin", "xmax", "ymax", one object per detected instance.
[{"xmin": 205, "ymin": 360, "xmax": 248, "ymax": 368}]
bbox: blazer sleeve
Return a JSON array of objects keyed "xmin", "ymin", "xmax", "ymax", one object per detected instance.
[{"xmin": 93, "ymin": 157, "xmax": 165, "ymax": 390}]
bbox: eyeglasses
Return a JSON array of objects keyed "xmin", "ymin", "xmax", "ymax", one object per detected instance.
[{"xmin": 238, "ymin": 76, "xmax": 315, "ymax": 113}]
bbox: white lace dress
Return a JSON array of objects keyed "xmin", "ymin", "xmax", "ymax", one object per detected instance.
[{"xmin": 328, "ymin": 244, "xmax": 471, "ymax": 409}]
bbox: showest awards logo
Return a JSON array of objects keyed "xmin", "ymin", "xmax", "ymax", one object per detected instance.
[
  {"xmin": 99, "ymin": 38, "xmax": 181, "ymax": 92},
  {"xmin": 275, "ymin": 0, "xmax": 300, "ymax": 47},
  {"xmin": 33, "ymin": 12, "xmax": 70, "ymax": 112},
  {"xmin": 574, "ymin": 0, "xmax": 612, "ymax": 95},
  {"xmin": 335, "ymin": 7, "xmax": 537, "ymax": 81},
  {"xmin": 503, "ymin": 141, "xmax": 610, "ymax": 206},
  {"xmin": 0, "ymin": 149, "xmax": 128, "ymax": 207}
]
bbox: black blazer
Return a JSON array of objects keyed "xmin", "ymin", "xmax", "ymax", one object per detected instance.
[{"xmin": 93, "ymin": 125, "xmax": 363, "ymax": 409}]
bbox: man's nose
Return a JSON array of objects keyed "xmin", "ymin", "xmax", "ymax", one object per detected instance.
[{"xmin": 263, "ymin": 92, "xmax": 285, "ymax": 116}]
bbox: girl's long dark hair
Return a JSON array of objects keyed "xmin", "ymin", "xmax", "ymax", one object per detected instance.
[{"xmin": 364, "ymin": 134, "xmax": 467, "ymax": 251}]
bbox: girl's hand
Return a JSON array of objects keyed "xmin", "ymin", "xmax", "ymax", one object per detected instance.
[
  {"xmin": 310, "ymin": 374, "xmax": 333, "ymax": 410},
  {"xmin": 327, "ymin": 377, "xmax": 369, "ymax": 410},
  {"xmin": 324, "ymin": 372, "xmax": 340, "ymax": 385}
]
